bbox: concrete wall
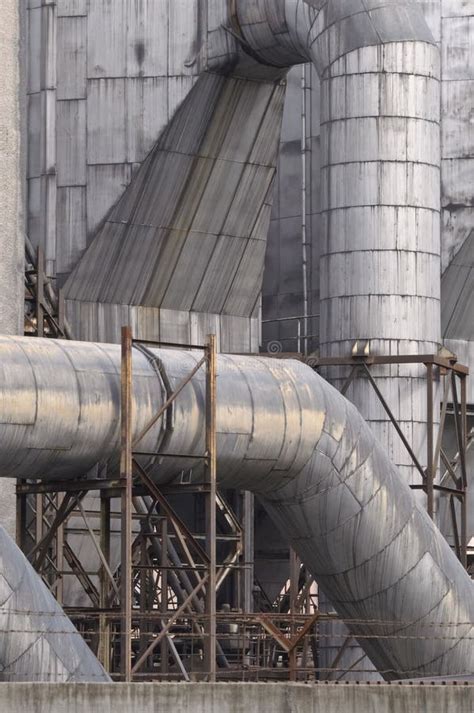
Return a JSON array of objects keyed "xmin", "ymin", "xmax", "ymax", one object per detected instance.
[
  {"xmin": 0, "ymin": 0, "xmax": 24, "ymax": 336},
  {"xmin": 0, "ymin": 683, "xmax": 472, "ymax": 713},
  {"xmin": 0, "ymin": 0, "xmax": 26, "ymax": 537}
]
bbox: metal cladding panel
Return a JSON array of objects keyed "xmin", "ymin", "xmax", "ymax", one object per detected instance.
[
  {"xmin": 125, "ymin": 78, "xmax": 169, "ymax": 163},
  {"xmin": 444, "ymin": 339, "xmax": 474, "ymax": 404},
  {"xmin": 30, "ymin": 0, "xmax": 206, "ymax": 301},
  {"xmin": 86, "ymin": 79, "xmax": 127, "ymax": 164},
  {"xmin": 65, "ymin": 300, "xmax": 257, "ymax": 353},
  {"xmin": 56, "ymin": 99, "xmax": 86, "ymax": 186},
  {"xmin": 442, "ymin": 230, "xmax": 474, "ymax": 341},
  {"xmin": 0, "ymin": 337, "xmax": 471, "ymax": 679},
  {"xmin": 321, "ymin": 252, "xmax": 440, "ymax": 299},
  {"xmin": 87, "ymin": 0, "xmax": 127, "ymax": 78},
  {"xmin": 440, "ymin": 7, "xmax": 474, "ymax": 283},
  {"xmin": 160, "ymin": 233, "xmax": 220, "ymax": 312},
  {"xmin": 57, "ymin": 0, "xmax": 88, "ymax": 17},
  {"xmin": 86, "ymin": 164, "xmax": 133, "ymax": 237},
  {"xmin": 56, "ymin": 16, "xmax": 87, "ymax": 100},
  {"xmin": 125, "ymin": 0, "xmax": 169, "ymax": 77},
  {"xmin": 57, "ymin": 187, "xmax": 86, "ymax": 275},
  {"xmin": 223, "ymin": 239, "xmax": 268, "ymax": 316},
  {"xmin": 192, "ymin": 236, "xmax": 249, "ymax": 314},
  {"xmin": 442, "ymin": 79, "xmax": 474, "ymax": 160}
]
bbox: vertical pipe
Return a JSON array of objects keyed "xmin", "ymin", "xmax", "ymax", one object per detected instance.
[
  {"xmin": 120, "ymin": 326, "xmax": 133, "ymax": 681},
  {"xmin": 243, "ymin": 491, "xmax": 254, "ymax": 613},
  {"xmin": 301, "ymin": 64, "xmax": 309, "ymax": 356},
  {"xmin": 36, "ymin": 246, "xmax": 45, "ymax": 338},
  {"xmin": 205, "ymin": 334, "xmax": 217, "ymax": 681},
  {"xmin": 426, "ymin": 363, "xmax": 434, "ymax": 519},
  {"xmin": 99, "ymin": 493, "xmax": 111, "ymax": 671},
  {"xmin": 58, "ymin": 289, "xmax": 65, "ymax": 336},
  {"xmin": 460, "ymin": 375, "xmax": 468, "ymax": 569}
]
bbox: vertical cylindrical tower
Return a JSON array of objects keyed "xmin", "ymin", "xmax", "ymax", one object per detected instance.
[{"xmin": 319, "ymin": 40, "xmax": 441, "ymax": 490}]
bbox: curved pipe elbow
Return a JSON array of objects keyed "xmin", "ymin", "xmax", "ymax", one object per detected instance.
[
  {"xmin": 0, "ymin": 340, "xmax": 471, "ymax": 680},
  {"xmin": 233, "ymin": 0, "xmax": 436, "ymax": 75}
]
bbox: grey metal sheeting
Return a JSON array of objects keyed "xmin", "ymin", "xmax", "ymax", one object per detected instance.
[{"xmin": 0, "ymin": 336, "xmax": 472, "ymax": 680}]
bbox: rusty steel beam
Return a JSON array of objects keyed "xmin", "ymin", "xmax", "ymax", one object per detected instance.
[
  {"xmin": 120, "ymin": 326, "xmax": 133, "ymax": 682},
  {"xmin": 204, "ymin": 334, "xmax": 217, "ymax": 682}
]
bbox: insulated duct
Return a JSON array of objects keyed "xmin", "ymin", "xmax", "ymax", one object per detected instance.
[
  {"xmin": 234, "ymin": 0, "xmax": 441, "ymax": 482},
  {"xmin": 0, "ymin": 336, "xmax": 472, "ymax": 680}
]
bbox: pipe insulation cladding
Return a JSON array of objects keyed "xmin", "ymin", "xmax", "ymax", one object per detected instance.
[
  {"xmin": 0, "ymin": 524, "xmax": 110, "ymax": 682},
  {"xmin": 234, "ymin": 0, "xmax": 442, "ymax": 484},
  {"xmin": 0, "ymin": 336, "xmax": 472, "ymax": 680}
]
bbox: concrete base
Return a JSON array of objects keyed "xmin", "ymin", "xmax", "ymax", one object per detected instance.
[
  {"xmin": 0, "ymin": 479, "xmax": 17, "ymax": 539},
  {"xmin": 0, "ymin": 683, "xmax": 472, "ymax": 713}
]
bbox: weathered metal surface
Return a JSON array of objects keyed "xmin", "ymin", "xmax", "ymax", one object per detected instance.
[
  {"xmin": 0, "ymin": 523, "xmax": 109, "ymax": 682},
  {"xmin": 442, "ymin": 231, "xmax": 474, "ymax": 342},
  {"xmin": 0, "ymin": 335, "xmax": 472, "ymax": 679},
  {"xmin": 236, "ymin": 2, "xmax": 442, "ymax": 676},
  {"xmin": 64, "ymin": 72, "xmax": 285, "ymax": 320},
  {"xmin": 442, "ymin": 230, "xmax": 474, "ymax": 406}
]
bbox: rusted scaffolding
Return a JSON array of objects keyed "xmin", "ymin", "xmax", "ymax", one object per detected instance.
[
  {"xmin": 15, "ymin": 326, "xmax": 330, "ymax": 681},
  {"xmin": 17, "ymin": 260, "xmax": 471, "ymax": 679}
]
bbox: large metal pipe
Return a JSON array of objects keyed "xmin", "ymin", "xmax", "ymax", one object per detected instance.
[
  {"xmin": 0, "ymin": 336, "xmax": 472, "ymax": 679},
  {"xmin": 234, "ymin": 0, "xmax": 442, "ymax": 677},
  {"xmin": 235, "ymin": 0, "xmax": 441, "ymax": 489}
]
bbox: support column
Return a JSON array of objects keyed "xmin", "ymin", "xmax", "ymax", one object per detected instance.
[
  {"xmin": 204, "ymin": 334, "xmax": 217, "ymax": 681},
  {"xmin": 120, "ymin": 326, "xmax": 133, "ymax": 681}
]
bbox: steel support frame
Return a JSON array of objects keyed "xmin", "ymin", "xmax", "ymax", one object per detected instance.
[
  {"xmin": 19, "ymin": 332, "xmax": 461, "ymax": 680},
  {"xmin": 119, "ymin": 328, "xmax": 219, "ymax": 681},
  {"xmin": 18, "ymin": 250, "xmax": 324, "ymax": 680},
  {"xmin": 315, "ymin": 354, "xmax": 470, "ymax": 567}
]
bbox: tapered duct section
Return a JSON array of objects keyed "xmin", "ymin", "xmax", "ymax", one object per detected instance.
[
  {"xmin": 63, "ymin": 70, "xmax": 285, "ymax": 351},
  {"xmin": 0, "ymin": 336, "xmax": 472, "ymax": 679},
  {"xmin": 0, "ymin": 524, "xmax": 110, "ymax": 682}
]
